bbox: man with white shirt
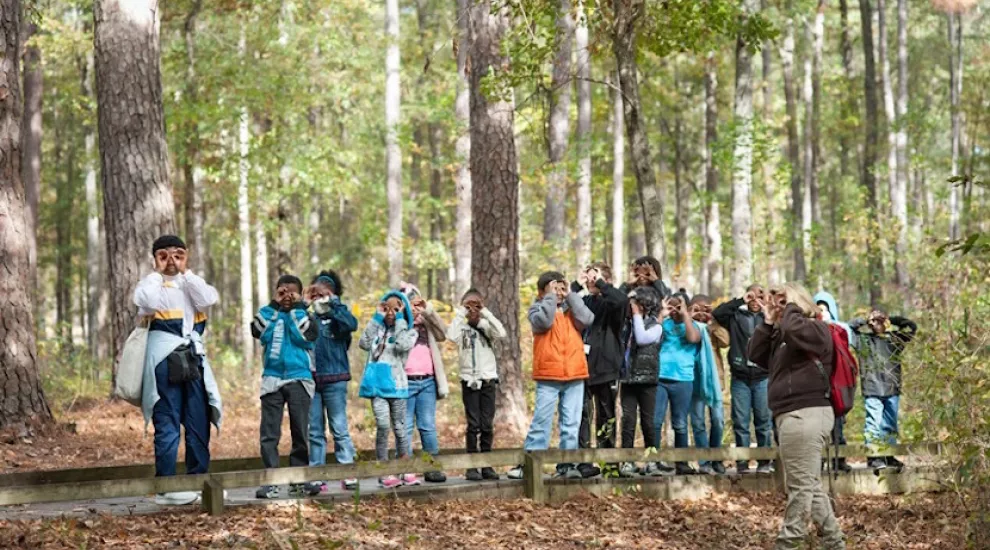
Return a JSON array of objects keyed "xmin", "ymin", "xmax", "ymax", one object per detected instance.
[{"xmin": 134, "ymin": 235, "xmax": 223, "ymax": 506}]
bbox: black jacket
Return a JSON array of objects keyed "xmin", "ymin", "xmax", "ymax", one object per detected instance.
[
  {"xmin": 850, "ymin": 316, "xmax": 916, "ymax": 397},
  {"xmin": 582, "ymin": 280, "xmax": 629, "ymax": 386},
  {"xmin": 713, "ymin": 298, "xmax": 767, "ymax": 381},
  {"xmin": 618, "ymin": 279, "xmax": 673, "ymax": 300},
  {"xmin": 622, "ymin": 316, "xmax": 660, "ymax": 385}
]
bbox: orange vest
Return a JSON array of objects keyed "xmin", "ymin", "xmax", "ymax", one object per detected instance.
[{"xmin": 533, "ymin": 310, "xmax": 589, "ymax": 382}]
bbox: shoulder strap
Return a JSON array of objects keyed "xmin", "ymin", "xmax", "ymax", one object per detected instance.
[{"xmin": 813, "ymin": 358, "xmax": 831, "ymax": 400}]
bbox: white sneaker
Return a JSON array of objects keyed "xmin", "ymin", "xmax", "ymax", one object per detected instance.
[
  {"xmin": 154, "ymin": 491, "xmax": 200, "ymax": 506},
  {"xmin": 507, "ymin": 465, "xmax": 524, "ymax": 479}
]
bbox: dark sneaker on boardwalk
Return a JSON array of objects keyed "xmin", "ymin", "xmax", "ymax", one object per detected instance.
[
  {"xmin": 756, "ymin": 462, "xmax": 775, "ymax": 474},
  {"xmin": 304, "ymin": 481, "xmax": 325, "ymax": 496},
  {"xmin": 577, "ymin": 463, "xmax": 601, "ymax": 479},
  {"xmin": 342, "ymin": 478, "xmax": 359, "ymax": 491},
  {"xmin": 868, "ymin": 457, "xmax": 888, "ymax": 473},
  {"xmin": 675, "ymin": 463, "xmax": 697, "ymax": 476},
  {"xmin": 288, "ymin": 484, "xmax": 307, "ymax": 497},
  {"xmin": 711, "ymin": 462, "xmax": 727, "ymax": 475},
  {"xmin": 481, "ymin": 467, "xmax": 500, "ymax": 480},
  {"xmin": 256, "ymin": 485, "xmax": 280, "ymax": 499},
  {"xmin": 697, "ymin": 463, "xmax": 715, "ymax": 476},
  {"xmin": 736, "ymin": 462, "xmax": 752, "ymax": 474},
  {"xmin": 465, "ymin": 468, "xmax": 483, "ymax": 481},
  {"xmin": 424, "ymin": 471, "xmax": 447, "ymax": 483},
  {"xmin": 619, "ymin": 462, "xmax": 638, "ymax": 478},
  {"xmin": 885, "ymin": 456, "xmax": 905, "ymax": 472}
]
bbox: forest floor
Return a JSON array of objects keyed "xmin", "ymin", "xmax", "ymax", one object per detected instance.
[{"xmin": 0, "ymin": 492, "xmax": 969, "ymax": 549}]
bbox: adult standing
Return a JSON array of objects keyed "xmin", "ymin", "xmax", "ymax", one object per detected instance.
[
  {"xmin": 748, "ymin": 283, "xmax": 845, "ymax": 550},
  {"xmin": 134, "ymin": 235, "xmax": 222, "ymax": 506}
]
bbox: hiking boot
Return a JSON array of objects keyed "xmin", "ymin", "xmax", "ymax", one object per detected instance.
[
  {"xmin": 828, "ymin": 458, "xmax": 852, "ymax": 473},
  {"xmin": 424, "ymin": 470, "xmax": 447, "ymax": 483},
  {"xmin": 886, "ymin": 456, "xmax": 905, "ymax": 472},
  {"xmin": 577, "ymin": 463, "xmax": 601, "ymax": 479},
  {"xmin": 304, "ymin": 481, "xmax": 326, "ymax": 496},
  {"xmin": 255, "ymin": 485, "xmax": 281, "ymax": 499},
  {"xmin": 379, "ymin": 475, "xmax": 402, "ymax": 489},
  {"xmin": 868, "ymin": 457, "xmax": 887, "ymax": 473},
  {"xmin": 154, "ymin": 491, "xmax": 199, "ymax": 506},
  {"xmin": 557, "ymin": 466, "xmax": 583, "ymax": 480},
  {"xmin": 697, "ymin": 463, "xmax": 715, "ymax": 476},
  {"xmin": 675, "ymin": 463, "xmax": 697, "ymax": 476},
  {"xmin": 342, "ymin": 478, "xmax": 359, "ymax": 491},
  {"xmin": 465, "ymin": 468, "xmax": 483, "ymax": 481},
  {"xmin": 654, "ymin": 462, "xmax": 676, "ymax": 476},
  {"xmin": 401, "ymin": 473, "xmax": 422, "ymax": 486},
  {"xmin": 757, "ymin": 462, "xmax": 776, "ymax": 474},
  {"xmin": 619, "ymin": 462, "xmax": 638, "ymax": 478},
  {"xmin": 507, "ymin": 465, "xmax": 524, "ymax": 479},
  {"xmin": 481, "ymin": 467, "xmax": 500, "ymax": 480},
  {"xmin": 712, "ymin": 462, "xmax": 727, "ymax": 475}
]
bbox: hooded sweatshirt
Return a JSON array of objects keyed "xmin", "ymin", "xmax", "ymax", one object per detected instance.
[
  {"xmin": 712, "ymin": 298, "xmax": 767, "ymax": 381},
  {"xmin": 849, "ymin": 315, "xmax": 916, "ymax": 397},
  {"xmin": 582, "ymin": 279, "xmax": 630, "ymax": 386},
  {"xmin": 357, "ymin": 291, "xmax": 419, "ymax": 399},
  {"xmin": 447, "ymin": 307, "xmax": 508, "ymax": 389},
  {"xmin": 398, "ymin": 282, "xmax": 451, "ymax": 399},
  {"xmin": 813, "ymin": 290, "xmax": 856, "ymax": 346}
]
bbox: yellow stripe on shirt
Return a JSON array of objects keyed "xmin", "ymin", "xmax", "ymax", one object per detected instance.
[
  {"xmin": 154, "ymin": 309, "xmax": 184, "ymax": 321},
  {"xmin": 194, "ymin": 312, "xmax": 208, "ymax": 324}
]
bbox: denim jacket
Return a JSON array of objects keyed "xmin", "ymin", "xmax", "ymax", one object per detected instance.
[{"xmin": 312, "ymin": 297, "xmax": 359, "ymax": 386}]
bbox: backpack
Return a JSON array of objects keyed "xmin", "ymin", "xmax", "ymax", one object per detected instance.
[{"xmin": 814, "ymin": 323, "xmax": 859, "ymax": 418}]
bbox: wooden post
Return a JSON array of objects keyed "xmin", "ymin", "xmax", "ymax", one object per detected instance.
[
  {"xmin": 523, "ymin": 452, "xmax": 546, "ymax": 504},
  {"xmin": 201, "ymin": 478, "xmax": 224, "ymax": 516}
]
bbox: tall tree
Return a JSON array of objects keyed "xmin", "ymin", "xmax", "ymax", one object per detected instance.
[
  {"xmin": 575, "ymin": 1, "xmax": 592, "ymax": 269},
  {"xmin": 780, "ymin": 4, "xmax": 805, "ymax": 281},
  {"xmin": 731, "ymin": 0, "xmax": 759, "ymax": 294},
  {"xmin": 182, "ymin": 0, "xmax": 204, "ymax": 271},
  {"xmin": 237, "ymin": 23, "xmax": 254, "ymax": 367},
  {"xmin": 859, "ymin": 0, "xmax": 882, "ymax": 305},
  {"xmin": 612, "ymin": 0, "xmax": 667, "ymax": 271},
  {"xmin": 703, "ymin": 52, "xmax": 723, "ymax": 296},
  {"xmin": 95, "ymin": 0, "xmax": 177, "ymax": 364},
  {"xmin": 893, "ymin": 0, "xmax": 909, "ymax": 288},
  {"xmin": 453, "ymin": 0, "xmax": 472, "ymax": 297},
  {"xmin": 610, "ymin": 72, "xmax": 625, "ymax": 282},
  {"xmin": 761, "ymin": 0, "xmax": 782, "ymax": 286},
  {"xmin": 947, "ymin": 12, "xmax": 962, "ymax": 241},
  {"xmin": 385, "ymin": 0, "xmax": 403, "ymax": 285},
  {"xmin": 1, "ymin": 0, "xmax": 52, "ymax": 427},
  {"xmin": 808, "ymin": 0, "xmax": 825, "ymax": 230},
  {"xmin": 21, "ymin": 20, "xmax": 41, "ymax": 288},
  {"xmin": 82, "ymin": 50, "xmax": 106, "ymax": 359},
  {"xmin": 878, "ymin": 0, "xmax": 897, "ymax": 208},
  {"xmin": 544, "ymin": 0, "xmax": 573, "ymax": 246}
]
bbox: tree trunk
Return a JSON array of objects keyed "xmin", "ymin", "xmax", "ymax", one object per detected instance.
[
  {"xmin": 95, "ymin": 0, "xmax": 177, "ymax": 369},
  {"xmin": 859, "ymin": 0, "xmax": 882, "ymax": 305},
  {"xmin": 0, "ymin": 0, "xmax": 52, "ymax": 428},
  {"xmin": 237, "ymin": 23, "xmax": 254, "ymax": 367},
  {"xmin": 82, "ymin": 50, "xmax": 106, "ymax": 360},
  {"xmin": 21, "ymin": 21, "xmax": 41, "ymax": 290},
  {"xmin": 800, "ymin": 22, "xmax": 813, "ymax": 265},
  {"xmin": 385, "ymin": 0, "xmax": 403, "ymax": 285},
  {"xmin": 613, "ymin": 0, "xmax": 667, "ymax": 273},
  {"xmin": 575, "ymin": 1, "xmax": 592, "ymax": 270},
  {"xmin": 427, "ymin": 122, "xmax": 448, "ymax": 300},
  {"xmin": 543, "ymin": 0, "xmax": 573, "ymax": 246},
  {"xmin": 780, "ymin": 8, "xmax": 805, "ymax": 282},
  {"xmin": 674, "ymin": 118, "xmax": 689, "ymax": 286},
  {"xmin": 469, "ymin": 2, "xmax": 527, "ymax": 435},
  {"xmin": 809, "ymin": 1, "xmax": 824, "ymax": 231},
  {"xmin": 892, "ymin": 0, "xmax": 909, "ymax": 289},
  {"xmin": 610, "ymin": 72, "xmax": 625, "ymax": 283},
  {"xmin": 182, "ymin": 0, "xmax": 204, "ymax": 272},
  {"xmin": 453, "ymin": 0, "xmax": 472, "ymax": 298},
  {"xmin": 703, "ymin": 52, "xmax": 723, "ymax": 296},
  {"xmin": 878, "ymin": 0, "xmax": 897, "ymax": 211},
  {"xmin": 947, "ymin": 12, "xmax": 961, "ymax": 241},
  {"xmin": 837, "ymin": 0, "xmax": 856, "ymax": 249},
  {"xmin": 731, "ymin": 0, "xmax": 758, "ymax": 295},
  {"xmin": 760, "ymin": 1, "xmax": 782, "ymax": 287}
]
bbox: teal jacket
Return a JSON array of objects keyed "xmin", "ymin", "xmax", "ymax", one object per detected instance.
[
  {"xmin": 693, "ymin": 325, "xmax": 723, "ymax": 408},
  {"xmin": 252, "ymin": 302, "xmax": 318, "ymax": 380}
]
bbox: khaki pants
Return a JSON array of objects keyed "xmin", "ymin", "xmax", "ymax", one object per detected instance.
[{"xmin": 774, "ymin": 406, "xmax": 845, "ymax": 550}]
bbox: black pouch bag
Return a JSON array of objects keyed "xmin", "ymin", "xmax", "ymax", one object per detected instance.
[{"xmin": 166, "ymin": 344, "xmax": 202, "ymax": 384}]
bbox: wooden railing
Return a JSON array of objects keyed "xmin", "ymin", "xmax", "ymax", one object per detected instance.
[{"xmin": 0, "ymin": 443, "xmax": 943, "ymax": 515}]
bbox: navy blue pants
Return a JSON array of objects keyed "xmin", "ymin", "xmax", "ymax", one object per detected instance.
[{"xmin": 152, "ymin": 358, "xmax": 211, "ymax": 477}]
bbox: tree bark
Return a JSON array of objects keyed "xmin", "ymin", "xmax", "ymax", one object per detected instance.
[
  {"xmin": 859, "ymin": 0, "xmax": 882, "ymax": 305},
  {"xmin": 703, "ymin": 52, "xmax": 723, "ymax": 296},
  {"xmin": 613, "ymin": 0, "xmax": 667, "ymax": 273},
  {"xmin": 427, "ymin": 122, "xmax": 448, "ymax": 300},
  {"xmin": 20, "ymin": 20, "xmax": 40, "ymax": 290},
  {"xmin": 892, "ymin": 0, "xmax": 909, "ymax": 289},
  {"xmin": 385, "ymin": 0, "xmax": 403, "ymax": 285},
  {"xmin": 837, "ymin": 0, "xmax": 857, "ymax": 249},
  {"xmin": 544, "ymin": 0, "xmax": 573, "ymax": 246},
  {"xmin": 878, "ymin": 0, "xmax": 897, "ymax": 211},
  {"xmin": 575, "ymin": 1, "xmax": 592, "ymax": 270},
  {"xmin": 800, "ymin": 21, "xmax": 813, "ymax": 264},
  {"xmin": 808, "ymin": 1, "xmax": 824, "ymax": 231},
  {"xmin": 237, "ymin": 23, "xmax": 254, "ymax": 367},
  {"xmin": 95, "ymin": 0, "xmax": 177, "ymax": 369},
  {"xmin": 780, "ymin": 7, "xmax": 805, "ymax": 282},
  {"xmin": 760, "ymin": 0, "xmax": 782, "ymax": 287},
  {"xmin": 947, "ymin": 12, "xmax": 961, "ymax": 241},
  {"xmin": 454, "ymin": 0, "xmax": 472, "ymax": 298},
  {"xmin": 469, "ymin": 1, "xmax": 527, "ymax": 435},
  {"xmin": 674, "ymin": 118, "xmax": 689, "ymax": 286},
  {"xmin": 182, "ymin": 0, "xmax": 204, "ymax": 272},
  {"xmin": 1, "ymin": 0, "xmax": 51, "ymax": 428},
  {"xmin": 611, "ymin": 72, "xmax": 625, "ymax": 283},
  {"xmin": 82, "ymin": 50, "xmax": 106, "ymax": 360},
  {"xmin": 731, "ymin": 0, "xmax": 758, "ymax": 295}
]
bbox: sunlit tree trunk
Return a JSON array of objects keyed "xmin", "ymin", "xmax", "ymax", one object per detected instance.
[
  {"xmin": 893, "ymin": 0, "xmax": 909, "ymax": 288},
  {"xmin": 21, "ymin": 20, "xmax": 41, "ymax": 291},
  {"xmin": 780, "ymin": 6, "xmax": 805, "ymax": 282},
  {"xmin": 575, "ymin": 1, "xmax": 592, "ymax": 269},
  {"xmin": 800, "ymin": 22, "xmax": 813, "ymax": 263},
  {"xmin": 544, "ymin": 0, "xmax": 573, "ymax": 246},
  {"xmin": 878, "ymin": 0, "xmax": 897, "ymax": 211},
  {"xmin": 610, "ymin": 73, "xmax": 625, "ymax": 282},
  {"xmin": 182, "ymin": 0, "xmax": 204, "ymax": 272},
  {"xmin": 385, "ymin": 0, "xmax": 403, "ymax": 285},
  {"xmin": 859, "ymin": 0, "xmax": 882, "ymax": 305},
  {"xmin": 82, "ymin": 50, "xmax": 106, "ymax": 360},
  {"xmin": 703, "ymin": 52, "xmax": 723, "ymax": 296},
  {"xmin": 947, "ymin": 12, "xmax": 962, "ymax": 241},
  {"xmin": 730, "ymin": 0, "xmax": 759, "ymax": 294},
  {"xmin": 453, "ymin": 0, "xmax": 472, "ymax": 298},
  {"xmin": 237, "ymin": 23, "xmax": 254, "ymax": 368}
]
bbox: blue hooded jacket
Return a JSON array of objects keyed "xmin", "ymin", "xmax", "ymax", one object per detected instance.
[
  {"xmin": 312, "ymin": 297, "xmax": 359, "ymax": 385},
  {"xmin": 357, "ymin": 290, "xmax": 419, "ymax": 399},
  {"xmin": 254, "ymin": 303, "xmax": 317, "ymax": 381},
  {"xmin": 813, "ymin": 290, "xmax": 856, "ymax": 346}
]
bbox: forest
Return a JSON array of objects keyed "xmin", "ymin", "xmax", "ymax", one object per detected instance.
[{"xmin": 0, "ymin": 0, "xmax": 989, "ymax": 545}]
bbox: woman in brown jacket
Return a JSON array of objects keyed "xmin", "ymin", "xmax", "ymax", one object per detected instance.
[{"xmin": 748, "ymin": 282, "xmax": 845, "ymax": 550}]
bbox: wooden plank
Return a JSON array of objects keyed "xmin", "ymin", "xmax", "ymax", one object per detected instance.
[
  {"xmin": 523, "ymin": 453, "xmax": 545, "ymax": 504},
  {"xmin": 201, "ymin": 478, "xmax": 224, "ymax": 516}
]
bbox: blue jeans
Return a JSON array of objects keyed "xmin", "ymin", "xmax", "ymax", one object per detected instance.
[
  {"xmin": 309, "ymin": 381, "xmax": 356, "ymax": 466},
  {"xmin": 152, "ymin": 359, "xmax": 210, "ymax": 477},
  {"xmin": 864, "ymin": 395, "xmax": 899, "ymax": 447},
  {"xmin": 690, "ymin": 396, "xmax": 725, "ymax": 466},
  {"xmin": 523, "ymin": 380, "xmax": 584, "ymax": 453},
  {"xmin": 406, "ymin": 376, "xmax": 440, "ymax": 456},
  {"xmin": 730, "ymin": 377, "xmax": 773, "ymax": 467},
  {"xmin": 653, "ymin": 380, "xmax": 693, "ymax": 451}
]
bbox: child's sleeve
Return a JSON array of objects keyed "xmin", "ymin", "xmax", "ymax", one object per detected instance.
[
  {"xmin": 890, "ymin": 316, "xmax": 917, "ymax": 343},
  {"xmin": 393, "ymin": 319, "xmax": 419, "ymax": 352},
  {"xmin": 422, "ymin": 304, "xmax": 448, "ymax": 342},
  {"xmin": 358, "ymin": 314, "xmax": 384, "ymax": 351},
  {"xmin": 327, "ymin": 298, "xmax": 359, "ymax": 336},
  {"xmin": 565, "ymin": 292, "xmax": 595, "ymax": 331},
  {"xmin": 747, "ymin": 323, "xmax": 773, "ymax": 369},
  {"xmin": 183, "ymin": 271, "xmax": 219, "ymax": 312},
  {"xmin": 480, "ymin": 307, "xmax": 508, "ymax": 340},
  {"xmin": 133, "ymin": 272, "xmax": 167, "ymax": 315},
  {"xmin": 251, "ymin": 305, "xmax": 274, "ymax": 340},
  {"xmin": 446, "ymin": 308, "xmax": 467, "ymax": 343},
  {"xmin": 632, "ymin": 314, "xmax": 662, "ymax": 345},
  {"xmin": 713, "ymin": 298, "xmax": 743, "ymax": 327},
  {"xmin": 527, "ymin": 294, "xmax": 557, "ymax": 334}
]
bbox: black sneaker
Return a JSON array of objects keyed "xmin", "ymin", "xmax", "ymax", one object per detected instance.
[
  {"xmin": 712, "ymin": 462, "xmax": 726, "ymax": 475},
  {"xmin": 756, "ymin": 462, "xmax": 775, "ymax": 474},
  {"xmin": 736, "ymin": 462, "xmax": 751, "ymax": 474},
  {"xmin": 465, "ymin": 468, "xmax": 483, "ymax": 481},
  {"xmin": 885, "ymin": 456, "xmax": 905, "ymax": 472},
  {"xmin": 424, "ymin": 471, "xmax": 447, "ymax": 483},
  {"xmin": 833, "ymin": 458, "xmax": 852, "ymax": 473},
  {"xmin": 288, "ymin": 483, "xmax": 307, "ymax": 497},
  {"xmin": 697, "ymin": 463, "xmax": 715, "ymax": 476},
  {"xmin": 675, "ymin": 463, "xmax": 697, "ymax": 476},
  {"xmin": 868, "ymin": 457, "xmax": 888, "ymax": 473},
  {"xmin": 481, "ymin": 467, "xmax": 500, "ymax": 480},
  {"xmin": 256, "ymin": 485, "xmax": 280, "ymax": 499},
  {"xmin": 577, "ymin": 463, "xmax": 601, "ymax": 479}
]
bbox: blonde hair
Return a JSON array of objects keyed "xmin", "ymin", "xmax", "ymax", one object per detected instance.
[{"xmin": 781, "ymin": 282, "xmax": 818, "ymax": 318}]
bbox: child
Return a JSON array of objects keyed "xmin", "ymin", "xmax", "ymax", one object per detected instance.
[
  {"xmin": 507, "ymin": 271, "xmax": 595, "ymax": 480},
  {"xmin": 446, "ymin": 289, "xmax": 507, "ymax": 481},
  {"xmin": 252, "ymin": 275, "xmax": 318, "ymax": 499},
  {"xmin": 618, "ymin": 286, "xmax": 663, "ymax": 478},
  {"xmin": 620, "ymin": 255, "xmax": 673, "ymax": 298},
  {"xmin": 304, "ymin": 270, "xmax": 359, "ymax": 495},
  {"xmin": 357, "ymin": 290, "xmax": 419, "ymax": 488},
  {"xmin": 398, "ymin": 282, "xmax": 450, "ymax": 484},
  {"xmin": 656, "ymin": 293, "xmax": 702, "ymax": 476},
  {"xmin": 814, "ymin": 290, "xmax": 856, "ymax": 473},
  {"xmin": 688, "ymin": 295, "xmax": 726, "ymax": 475},
  {"xmin": 713, "ymin": 284, "xmax": 773, "ymax": 474},
  {"xmin": 849, "ymin": 309, "xmax": 916, "ymax": 472}
]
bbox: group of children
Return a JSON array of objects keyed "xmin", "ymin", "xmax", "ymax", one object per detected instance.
[{"xmin": 251, "ymin": 256, "xmax": 916, "ymax": 496}]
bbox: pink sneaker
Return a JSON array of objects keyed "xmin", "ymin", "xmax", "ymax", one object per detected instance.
[
  {"xmin": 379, "ymin": 475, "xmax": 402, "ymax": 489},
  {"xmin": 401, "ymin": 473, "xmax": 421, "ymax": 486}
]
